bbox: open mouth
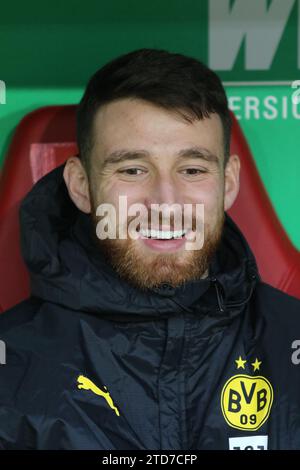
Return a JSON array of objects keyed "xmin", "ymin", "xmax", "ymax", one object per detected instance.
[{"xmin": 135, "ymin": 226, "xmax": 191, "ymax": 252}]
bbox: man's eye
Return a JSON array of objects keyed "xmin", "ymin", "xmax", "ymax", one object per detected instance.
[
  {"xmin": 181, "ymin": 168, "xmax": 207, "ymax": 175},
  {"xmin": 118, "ymin": 168, "xmax": 145, "ymax": 175}
]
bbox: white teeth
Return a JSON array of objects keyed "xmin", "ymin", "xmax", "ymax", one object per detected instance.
[{"xmin": 140, "ymin": 229, "xmax": 187, "ymax": 239}]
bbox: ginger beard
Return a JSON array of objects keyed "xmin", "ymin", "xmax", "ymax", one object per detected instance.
[{"xmin": 88, "ymin": 194, "xmax": 225, "ymax": 291}]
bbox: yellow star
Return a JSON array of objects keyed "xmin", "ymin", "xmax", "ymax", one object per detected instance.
[
  {"xmin": 251, "ymin": 358, "xmax": 262, "ymax": 372},
  {"xmin": 235, "ymin": 356, "xmax": 247, "ymax": 369}
]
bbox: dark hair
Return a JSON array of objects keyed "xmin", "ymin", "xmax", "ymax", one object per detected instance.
[{"xmin": 77, "ymin": 48, "xmax": 231, "ymax": 172}]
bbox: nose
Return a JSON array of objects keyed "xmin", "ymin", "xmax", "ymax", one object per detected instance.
[
  {"xmin": 145, "ymin": 173, "xmax": 179, "ymax": 207},
  {"xmin": 143, "ymin": 174, "xmax": 184, "ymax": 228}
]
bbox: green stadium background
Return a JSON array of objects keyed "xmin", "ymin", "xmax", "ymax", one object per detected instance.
[{"xmin": 0, "ymin": 0, "xmax": 299, "ymax": 248}]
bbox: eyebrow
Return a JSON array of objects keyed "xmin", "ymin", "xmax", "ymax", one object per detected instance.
[{"xmin": 102, "ymin": 146, "xmax": 219, "ymax": 166}]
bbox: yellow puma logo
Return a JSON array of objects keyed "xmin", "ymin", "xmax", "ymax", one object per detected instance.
[{"xmin": 77, "ymin": 375, "xmax": 120, "ymax": 417}]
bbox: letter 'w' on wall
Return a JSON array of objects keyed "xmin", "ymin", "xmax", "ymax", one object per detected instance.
[{"xmin": 209, "ymin": 0, "xmax": 296, "ymax": 70}]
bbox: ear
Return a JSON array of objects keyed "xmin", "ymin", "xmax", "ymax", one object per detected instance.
[
  {"xmin": 224, "ymin": 154, "xmax": 240, "ymax": 211},
  {"xmin": 63, "ymin": 156, "xmax": 91, "ymax": 213}
]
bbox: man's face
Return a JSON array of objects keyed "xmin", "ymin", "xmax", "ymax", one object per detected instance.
[{"xmin": 85, "ymin": 98, "xmax": 231, "ymax": 290}]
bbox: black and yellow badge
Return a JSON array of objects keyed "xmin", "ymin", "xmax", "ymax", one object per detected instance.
[{"xmin": 221, "ymin": 357, "xmax": 273, "ymax": 431}]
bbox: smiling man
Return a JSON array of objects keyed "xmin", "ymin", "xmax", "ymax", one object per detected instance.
[
  {"xmin": 0, "ymin": 48, "xmax": 300, "ymax": 450},
  {"xmin": 64, "ymin": 96, "xmax": 237, "ymax": 290}
]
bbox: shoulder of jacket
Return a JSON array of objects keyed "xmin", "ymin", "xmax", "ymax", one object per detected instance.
[
  {"xmin": 254, "ymin": 281, "xmax": 300, "ymax": 314},
  {"xmin": 0, "ymin": 296, "xmax": 42, "ymax": 334}
]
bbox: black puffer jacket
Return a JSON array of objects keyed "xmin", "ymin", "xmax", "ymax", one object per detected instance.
[{"xmin": 0, "ymin": 163, "xmax": 300, "ymax": 450}]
